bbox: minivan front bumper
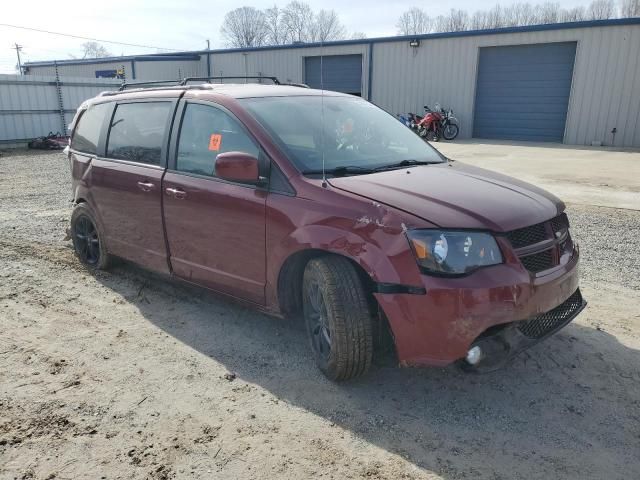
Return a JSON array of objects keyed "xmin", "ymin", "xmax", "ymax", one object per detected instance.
[{"xmin": 374, "ymin": 248, "xmax": 583, "ymax": 368}]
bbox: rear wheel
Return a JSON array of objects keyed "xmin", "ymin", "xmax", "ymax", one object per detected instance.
[
  {"xmin": 70, "ymin": 203, "xmax": 110, "ymax": 270},
  {"xmin": 302, "ymin": 256, "xmax": 373, "ymax": 381}
]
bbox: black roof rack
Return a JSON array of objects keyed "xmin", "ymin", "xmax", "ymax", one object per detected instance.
[
  {"xmin": 180, "ymin": 76, "xmax": 280, "ymax": 85},
  {"xmin": 118, "ymin": 79, "xmax": 183, "ymax": 91},
  {"xmin": 114, "ymin": 76, "xmax": 313, "ymax": 93}
]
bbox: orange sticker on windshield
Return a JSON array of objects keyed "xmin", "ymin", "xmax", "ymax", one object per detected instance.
[{"xmin": 208, "ymin": 134, "xmax": 222, "ymax": 151}]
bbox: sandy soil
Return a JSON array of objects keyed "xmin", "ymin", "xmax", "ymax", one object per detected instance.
[{"xmin": 1, "ymin": 148, "xmax": 639, "ymax": 480}]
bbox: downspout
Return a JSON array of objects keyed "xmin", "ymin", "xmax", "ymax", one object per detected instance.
[
  {"xmin": 367, "ymin": 42, "xmax": 374, "ymax": 101},
  {"xmin": 131, "ymin": 60, "xmax": 136, "ymax": 80}
]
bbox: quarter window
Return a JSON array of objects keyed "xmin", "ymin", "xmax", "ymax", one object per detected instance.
[
  {"xmin": 107, "ymin": 102, "xmax": 172, "ymax": 165},
  {"xmin": 71, "ymin": 102, "xmax": 110, "ymax": 155},
  {"xmin": 176, "ymin": 103, "xmax": 259, "ymax": 177}
]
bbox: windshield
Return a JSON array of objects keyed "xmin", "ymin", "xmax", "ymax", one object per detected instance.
[{"xmin": 239, "ymin": 96, "xmax": 445, "ymax": 174}]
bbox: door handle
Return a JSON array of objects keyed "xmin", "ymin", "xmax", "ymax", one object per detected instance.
[
  {"xmin": 165, "ymin": 187, "xmax": 187, "ymax": 199},
  {"xmin": 137, "ymin": 181, "xmax": 155, "ymax": 192}
]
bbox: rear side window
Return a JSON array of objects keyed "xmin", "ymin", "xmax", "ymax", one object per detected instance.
[
  {"xmin": 176, "ymin": 103, "xmax": 259, "ymax": 177},
  {"xmin": 71, "ymin": 103, "xmax": 110, "ymax": 154},
  {"xmin": 106, "ymin": 102, "xmax": 172, "ymax": 165}
]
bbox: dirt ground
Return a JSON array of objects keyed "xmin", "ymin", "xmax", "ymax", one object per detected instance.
[{"xmin": 1, "ymin": 145, "xmax": 639, "ymax": 480}]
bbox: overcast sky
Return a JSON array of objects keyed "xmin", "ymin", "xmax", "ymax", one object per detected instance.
[{"xmin": 1, "ymin": 0, "xmax": 592, "ymax": 73}]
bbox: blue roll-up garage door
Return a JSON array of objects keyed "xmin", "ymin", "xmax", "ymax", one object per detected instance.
[
  {"xmin": 305, "ymin": 55, "xmax": 362, "ymax": 96},
  {"xmin": 473, "ymin": 42, "xmax": 577, "ymax": 142}
]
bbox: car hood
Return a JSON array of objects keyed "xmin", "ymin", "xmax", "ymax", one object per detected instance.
[{"xmin": 328, "ymin": 161, "xmax": 564, "ymax": 232}]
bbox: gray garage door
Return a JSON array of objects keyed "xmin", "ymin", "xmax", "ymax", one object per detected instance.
[
  {"xmin": 305, "ymin": 55, "xmax": 362, "ymax": 96},
  {"xmin": 473, "ymin": 42, "xmax": 577, "ymax": 142}
]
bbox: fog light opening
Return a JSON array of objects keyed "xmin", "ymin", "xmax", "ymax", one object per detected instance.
[{"xmin": 466, "ymin": 346, "xmax": 482, "ymax": 365}]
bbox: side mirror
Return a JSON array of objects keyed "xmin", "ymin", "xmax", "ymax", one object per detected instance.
[{"xmin": 215, "ymin": 152, "xmax": 264, "ymax": 185}]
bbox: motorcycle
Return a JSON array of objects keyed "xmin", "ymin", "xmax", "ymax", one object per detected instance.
[
  {"xmin": 400, "ymin": 104, "xmax": 460, "ymax": 141},
  {"xmin": 439, "ymin": 107, "xmax": 459, "ymax": 141}
]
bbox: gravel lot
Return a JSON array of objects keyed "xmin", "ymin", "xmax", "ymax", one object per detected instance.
[{"xmin": 1, "ymin": 149, "xmax": 639, "ymax": 480}]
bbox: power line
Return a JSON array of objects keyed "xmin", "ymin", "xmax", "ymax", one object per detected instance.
[{"xmin": 0, "ymin": 23, "xmax": 180, "ymax": 51}]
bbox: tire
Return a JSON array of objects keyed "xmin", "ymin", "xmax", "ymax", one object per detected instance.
[
  {"xmin": 70, "ymin": 203, "xmax": 110, "ymax": 270},
  {"xmin": 425, "ymin": 130, "xmax": 439, "ymax": 142},
  {"xmin": 443, "ymin": 123, "xmax": 459, "ymax": 141},
  {"xmin": 302, "ymin": 256, "xmax": 374, "ymax": 381}
]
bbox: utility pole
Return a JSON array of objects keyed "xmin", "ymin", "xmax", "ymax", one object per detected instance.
[{"xmin": 13, "ymin": 43, "xmax": 23, "ymax": 75}]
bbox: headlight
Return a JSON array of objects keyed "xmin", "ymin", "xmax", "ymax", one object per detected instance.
[{"xmin": 406, "ymin": 230, "xmax": 502, "ymax": 275}]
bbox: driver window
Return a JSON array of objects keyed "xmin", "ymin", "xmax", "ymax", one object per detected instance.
[{"xmin": 176, "ymin": 103, "xmax": 259, "ymax": 177}]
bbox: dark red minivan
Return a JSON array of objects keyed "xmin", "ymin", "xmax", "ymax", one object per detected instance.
[{"xmin": 67, "ymin": 81, "xmax": 585, "ymax": 380}]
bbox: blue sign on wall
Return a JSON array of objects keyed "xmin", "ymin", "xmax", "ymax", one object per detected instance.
[{"xmin": 95, "ymin": 69, "xmax": 124, "ymax": 79}]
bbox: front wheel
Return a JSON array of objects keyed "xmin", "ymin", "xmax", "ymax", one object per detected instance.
[
  {"xmin": 302, "ymin": 256, "xmax": 374, "ymax": 381},
  {"xmin": 442, "ymin": 123, "xmax": 459, "ymax": 140},
  {"xmin": 425, "ymin": 129, "xmax": 439, "ymax": 142}
]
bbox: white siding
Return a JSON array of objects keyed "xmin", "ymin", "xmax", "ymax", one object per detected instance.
[
  {"xmin": 27, "ymin": 61, "xmax": 132, "ymax": 80},
  {"xmin": 22, "ymin": 22, "xmax": 640, "ymax": 146},
  {"xmin": 134, "ymin": 60, "xmax": 203, "ymax": 80},
  {"xmin": 206, "ymin": 44, "xmax": 371, "ymax": 97},
  {"xmin": 371, "ymin": 24, "xmax": 640, "ymax": 147}
]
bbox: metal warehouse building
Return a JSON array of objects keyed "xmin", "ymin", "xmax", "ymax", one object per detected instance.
[{"xmin": 24, "ymin": 18, "xmax": 640, "ymax": 147}]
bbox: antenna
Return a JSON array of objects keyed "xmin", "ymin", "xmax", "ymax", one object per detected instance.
[{"xmin": 320, "ymin": 39, "xmax": 327, "ymax": 188}]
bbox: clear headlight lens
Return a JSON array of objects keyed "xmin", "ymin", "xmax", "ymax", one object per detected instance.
[{"xmin": 407, "ymin": 230, "xmax": 503, "ymax": 275}]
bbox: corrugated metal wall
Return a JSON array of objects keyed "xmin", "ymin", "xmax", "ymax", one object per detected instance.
[
  {"xmin": 371, "ymin": 24, "xmax": 640, "ymax": 147},
  {"xmin": 22, "ymin": 23, "xmax": 640, "ymax": 147},
  {"xmin": 27, "ymin": 61, "xmax": 132, "ymax": 79},
  {"xmin": 206, "ymin": 44, "xmax": 370, "ymax": 97},
  {"xmin": 0, "ymin": 74, "xmax": 121, "ymax": 145},
  {"xmin": 134, "ymin": 60, "xmax": 203, "ymax": 80}
]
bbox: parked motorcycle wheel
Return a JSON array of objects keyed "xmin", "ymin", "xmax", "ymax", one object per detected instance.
[
  {"xmin": 425, "ymin": 130, "xmax": 439, "ymax": 142},
  {"xmin": 442, "ymin": 124, "xmax": 459, "ymax": 140}
]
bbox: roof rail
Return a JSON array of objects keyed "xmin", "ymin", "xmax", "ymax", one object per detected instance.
[
  {"xmin": 282, "ymin": 82, "xmax": 310, "ymax": 88},
  {"xmin": 112, "ymin": 76, "xmax": 307, "ymax": 93},
  {"xmin": 180, "ymin": 76, "xmax": 280, "ymax": 85},
  {"xmin": 118, "ymin": 79, "xmax": 182, "ymax": 91}
]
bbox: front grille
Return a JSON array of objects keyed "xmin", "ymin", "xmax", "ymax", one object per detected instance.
[
  {"xmin": 550, "ymin": 213, "xmax": 569, "ymax": 235},
  {"xmin": 518, "ymin": 289, "xmax": 584, "ymax": 339},
  {"xmin": 520, "ymin": 249, "xmax": 554, "ymax": 273},
  {"xmin": 505, "ymin": 214, "xmax": 575, "ymax": 274},
  {"xmin": 506, "ymin": 221, "xmax": 549, "ymax": 249}
]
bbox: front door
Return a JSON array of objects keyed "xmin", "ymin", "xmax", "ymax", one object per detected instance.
[
  {"xmin": 90, "ymin": 100, "xmax": 175, "ymax": 273},
  {"xmin": 162, "ymin": 101, "xmax": 267, "ymax": 304}
]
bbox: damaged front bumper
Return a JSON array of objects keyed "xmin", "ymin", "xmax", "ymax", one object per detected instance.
[
  {"xmin": 462, "ymin": 288, "xmax": 587, "ymax": 372},
  {"xmin": 374, "ymin": 248, "xmax": 583, "ymax": 369}
]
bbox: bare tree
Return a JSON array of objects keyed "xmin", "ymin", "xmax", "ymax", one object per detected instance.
[
  {"xmin": 471, "ymin": 10, "xmax": 489, "ymax": 30},
  {"xmin": 560, "ymin": 6, "xmax": 587, "ymax": 22},
  {"xmin": 432, "ymin": 9, "xmax": 469, "ymax": 32},
  {"xmin": 396, "ymin": 7, "xmax": 432, "ymax": 35},
  {"xmin": 504, "ymin": 3, "xmax": 538, "ymax": 26},
  {"xmin": 448, "ymin": 9, "xmax": 470, "ymax": 31},
  {"xmin": 311, "ymin": 10, "xmax": 347, "ymax": 42},
  {"xmin": 587, "ymin": 0, "xmax": 616, "ymax": 19},
  {"xmin": 282, "ymin": 1, "xmax": 314, "ymax": 42},
  {"xmin": 487, "ymin": 5, "xmax": 508, "ymax": 28},
  {"xmin": 534, "ymin": 2, "xmax": 562, "ymax": 23},
  {"xmin": 221, "ymin": 7, "xmax": 268, "ymax": 47},
  {"xmin": 350, "ymin": 32, "xmax": 368, "ymax": 39},
  {"xmin": 265, "ymin": 5, "xmax": 287, "ymax": 45},
  {"xmin": 620, "ymin": 0, "xmax": 640, "ymax": 17},
  {"xmin": 81, "ymin": 42, "xmax": 111, "ymax": 59}
]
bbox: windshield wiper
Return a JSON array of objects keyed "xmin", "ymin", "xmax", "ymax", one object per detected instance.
[
  {"xmin": 301, "ymin": 160, "xmax": 437, "ymax": 177},
  {"xmin": 301, "ymin": 165, "xmax": 375, "ymax": 177},
  {"xmin": 371, "ymin": 159, "xmax": 437, "ymax": 171}
]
